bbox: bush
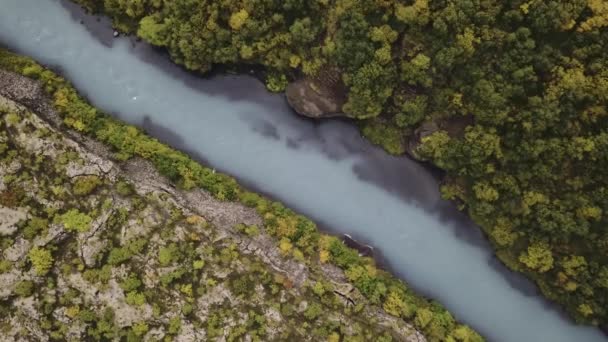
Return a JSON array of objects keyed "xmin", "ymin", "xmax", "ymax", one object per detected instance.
[
  {"xmin": 383, "ymin": 290, "xmax": 410, "ymax": 318},
  {"xmin": 120, "ymin": 274, "xmax": 142, "ymax": 292},
  {"xmin": 158, "ymin": 243, "xmax": 180, "ymax": 266},
  {"xmin": 232, "ymin": 275, "xmax": 254, "ymax": 296},
  {"xmin": 304, "ymin": 302, "xmax": 323, "ymax": 321},
  {"xmin": 22, "ymin": 217, "xmax": 49, "ymax": 240},
  {"xmin": 107, "ymin": 239, "xmax": 147, "ymax": 265},
  {"xmin": 415, "ymin": 308, "xmax": 433, "ymax": 329},
  {"xmin": 328, "ymin": 238, "xmax": 361, "ymax": 268},
  {"xmin": 115, "ymin": 180, "xmax": 134, "ymax": 196},
  {"xmin": 107, "ymin": 247, "xmax": 132, "ymax": 265},
  {"xmin": 132, "ymin": 321, "xmax": 149, "ymax": 337},
  {"xmin": 14, "ymin": 280, "xmax": 34, "ymax": 297},
  {"xmin": 57, "ymin": 209, "xmax": 92, "ymax": 233},
  {"xmin": 167, "ymin": 316, "xmax": 182, "ymax": 335},
  {"xmin": 72, "ymin": 175, "xmax": 102, "ymax": 195},
  {"xmin": 361, "ymin": 120, "xmax": 406, "ymax": 155},
  {"xmin": 193, "ymin": 259, "xmax": 205, "ymax": 270},
  {"xmin": 0, "ymin": 259, "xmax": 12, "ymax": 273},
  {"xmin": 125, "ymin": 291, "xmax": 146, "ymax": 306},
  {"xmin": 28, "ymin": 246, "xmax": 54, "ymax": 275}
]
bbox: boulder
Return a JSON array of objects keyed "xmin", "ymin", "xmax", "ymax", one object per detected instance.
[
  {"xmin": 285, "ymin": 78, "xmax": 346, "ymax": 118},
  {"xmin": 342, "ymin": 234, "xmax": 374, "ymax": 257},
  {"xmin": 407, "ymin": 116, "xmax": 473, "ymax": 159},
  {"xmin": 407, "ymin": 121, "xmax": 439, "ymax": 159}
]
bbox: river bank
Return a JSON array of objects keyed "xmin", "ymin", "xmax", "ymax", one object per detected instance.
[{"xmin": 1, "ymin": 1, "xmax": 606, "ymax": 340}]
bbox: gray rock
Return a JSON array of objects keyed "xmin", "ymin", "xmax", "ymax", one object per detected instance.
[
  {"xmin": 285, "ymin": 79, "xmax": 345, "ymax": 118},
  {"xmin": 0, "ymin": 270, "xmax": 23, "ymax": 299},
  {"xmin": 407, "ymin": 121, "xmax": 439, "ymax": 160},
  {"xmin": 3, "ymin": 238, "xmax": 30, "ymax": 262},
  {"xmin": 407, "ymin": 116, "xmax": 473, "ymax": 159},
  {"xmin": 0, "ymin": 206, "xmax": 28, "ymax": 236},
  {"xmin": 175, "ymin": 321, "xmax": 206, "ymax": 341}
]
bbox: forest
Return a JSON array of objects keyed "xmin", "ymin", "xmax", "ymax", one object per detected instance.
[{"xmin": 70, "ymin": 0, "xmax": 608, "ymax": 328}]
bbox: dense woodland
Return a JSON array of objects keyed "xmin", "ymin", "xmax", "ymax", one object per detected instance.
[{"xmin": 71, "ymin": 0, "xmax": 608, "ymax": 328}]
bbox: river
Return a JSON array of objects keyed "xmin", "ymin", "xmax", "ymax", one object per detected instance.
[{"xmin": 0, "ymin": 0, "xmax": 605, "ymax": 341}]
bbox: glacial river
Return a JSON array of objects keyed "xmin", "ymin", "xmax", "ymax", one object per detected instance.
[{"xmin": 0, "ymin": 0, "xmax": 605, "ymax": 341}]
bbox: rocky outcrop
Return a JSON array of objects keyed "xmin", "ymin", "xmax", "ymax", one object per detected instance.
[
  {"xmin": 407, "ymin": 116, "xmax": 473, "ymax": 160},
  {"xmin": 407, "ymin": 121, "xmax": 439, "ymax": 159},
  {"xmin": 0, "ymin": 207, "xmax": 28, "ymax": 236},
  {"xmin": 285, "ymin": 68, "xmax": 347, "ymax": 118},
  {"xmin": 342, "ymin": 234, "xmax": 374, "ymax": 257}
]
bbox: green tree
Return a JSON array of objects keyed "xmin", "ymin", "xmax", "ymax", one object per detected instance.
[{"xmin": 138, "ymin": 15, "xmax": 168, "ymax": 46}]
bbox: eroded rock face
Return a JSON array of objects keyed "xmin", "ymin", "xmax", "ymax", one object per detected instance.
[{"xmin": 285, "ymin": 78, "xmax": 346, "ymax": 118}]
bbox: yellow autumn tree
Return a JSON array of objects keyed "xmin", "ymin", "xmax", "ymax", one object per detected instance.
[
  {"xmin": 519, "ymin": 242, "xmax": 554, "ymax": 273},
  {"xmin": 578, "ymin": 0, "xmax": 608, "ymax": 32},
  {"xmin": 229, "ymin": 9, "xmax": 249, "ymax": 31},
  {"xmin": 383, "ymin": 290, "xmax": 408, "ymax": 317},
  {"xmin": 394, "ymin": 0, "xmax": 429, "ymax": 26}
]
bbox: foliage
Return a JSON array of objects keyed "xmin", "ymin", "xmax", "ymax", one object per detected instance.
[
  {"xmin": 14, "ymin": 280, "xmax": 34, "ymax": 297},
  {"xmin": 158, "ymin": 243, "xmax": 180, "ymax": 266},
  {"xmin": 119, "ymin": 274, "xmax": 142, "ymax": 292},
  {"xmin": 107, "ymin": 239, "xmax": 147, "ymax": 265},
  {"xmin": 72, "ymin": 175, "xmax": 102, "ymax": 196},
  {"xmin": 125, "ymin": 291, "xmax": 146, "ymax": 306},
  {"xmin": 57, "ymin": 209, "xmax": 92, "ymax": 233},
  {"xmin": 0, "ymin": 260, "xmax": 12, "ymax": 273},
  {"xmin": 131, "ymin": 321, "xmax": 149, "ymax": 337},
  {"xmin": 361, "ymin": 120, "xmax": 405, "ymax": 155},
  {"xmin": 28, "ymin": 247, "xmax": 54, "ymax": 275},
  {"xmin": 304, "ymin": 302, "xmax": 323, "ymax": 321},
  {"xmin": 167, "ymin": 316, "xmax": 181, "ymax": 335},
  {"xmin": 519, "ymin": 242, "xmax": 554, "ymax": 273},
  {"xmin": 23, "ymin": 216, "xmax": 49, "ymax": 240}
]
